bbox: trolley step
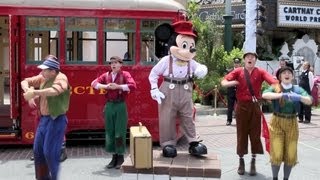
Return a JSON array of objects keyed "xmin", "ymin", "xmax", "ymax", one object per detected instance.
[{"xmin": 0, "ymin": 128, "xmax": 20, "ymax": 139}]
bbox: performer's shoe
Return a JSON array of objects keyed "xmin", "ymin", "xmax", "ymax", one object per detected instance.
[
  {"xmin": 106, "ymin": 154, "xmax": 117, "ymax": 169},
  {"xmin": 237, "ymin": 158, "xmax": 245, "ymax": 175},
  {"xmin": 226, "ymin": 121, "xmax": 231, "ymax": 126},
  {"xmin": 249, "ymin": 158, "xmax": 256, "ymax": 176},
  {"xmin": 188, "ymin": 142, "xmax": 207, "ymax": 156},
  {"xmin": 115, "ymin": 155, "xmax": 124, "ymax": 169},
  {"xmin": 272, "ymin": 178, "xmax": 278, "ymax": 180},
  {"xmin": 298, "ymin": 119, "xmax": 304, "ymax": 123},
  {"xmin": 60, "ymin": 149, "xmax": 68, "ymax": 162},
  {"xmin": 303, "ymin": 120, "xmax": 310, "ymax": 124},
  {"xmin": 30, "ymin": 156, "xmax": 34, "ymax": 161},
  {"xmin": 162, "ymin": 145, "xmax": 177, "ymax": 158}
]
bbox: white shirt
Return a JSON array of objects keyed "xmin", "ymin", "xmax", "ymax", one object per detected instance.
[{"xmin": 148, "ymin": 55, "xmax": 205, "ymax": 89}]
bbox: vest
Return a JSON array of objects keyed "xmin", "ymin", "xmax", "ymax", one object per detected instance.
[
  {"xmin": 272, "ymin": 85, "xmax": 300, "ymax": 114},
  {"xmin": 41, "ymin": 78, "xmax": 70, "ymax": 117},
  {"xmin": 299, "ymin": 70, "xmax": 311, "ymax": 93},
  {"xmin": 105, "ymin": 71, "xmax": 125, "ymax": 101}
]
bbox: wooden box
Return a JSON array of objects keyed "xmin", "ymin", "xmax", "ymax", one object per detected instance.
[{"xmin": 130, "ymin": 123, "xmax": 153, "ymax": 169}]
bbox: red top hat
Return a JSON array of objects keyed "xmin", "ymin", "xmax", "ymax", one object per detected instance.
[{"xmin": 172, "ymin": 21, "xmax": 197, "ymax": 37}]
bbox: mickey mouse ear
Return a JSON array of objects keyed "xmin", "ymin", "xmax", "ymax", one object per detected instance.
[{"xmin": 155, "ymin": 23, "xmax": 173, "ymax": 42}]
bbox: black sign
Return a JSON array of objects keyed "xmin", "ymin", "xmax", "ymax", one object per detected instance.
[{"xmin": 198, "ymin": 4, "xmax": 246, "ymax": 25}]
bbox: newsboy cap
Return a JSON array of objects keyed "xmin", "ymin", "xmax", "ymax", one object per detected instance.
[
  {"xmin": 37, "ymin": 58, "xmax": 60, "ymax": 70},
  {"xmin": 109, "ymin": 56, "xmax": 123, "ymax": 64}
]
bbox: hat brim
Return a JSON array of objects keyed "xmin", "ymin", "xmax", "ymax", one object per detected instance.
[
  {"xmin": 37, "ymin": 64, "xmax": 50, "ymax": 70},
  {"xmin": 176, "ymin": 31, "xmax": 197, "ymax": 37},
  {"xmin": 108, "ymin": 60, "xmax": 123, "ymax": 64},
  {"xmin": 276, "ymin": 67, "xmax": 293, "ymax": 80},
  {"xmin": 243, "ymin": 52, "xmax": 258, "ymax": 58}
]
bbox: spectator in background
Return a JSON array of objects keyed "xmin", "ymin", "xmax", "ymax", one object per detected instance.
[
  {"xmin": 274, "ymin": 58, "xmax": 287, "ymax": 78},
  {"xmin": 226, "ymin": 58, "xmax": 241, "ymax": 126},
  {"xmin": 311, "ymin": 75, "xmax": 320, "ymax": 106},
  {"xmin": 298, "ymin": 61, "xmax": 314, "ymax": 123}
]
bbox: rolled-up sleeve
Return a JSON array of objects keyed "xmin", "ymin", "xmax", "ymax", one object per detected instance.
[
  {"xmin": 123, "ymin": 71, "xmax": 136, "ymax": 91},
  {"xmin": 91, "ymin": 73, "xmax": 107, "ymax": 89},
  {"xmin": 51, "ymin": 73, "xmax": 69, "ymax": 94}
]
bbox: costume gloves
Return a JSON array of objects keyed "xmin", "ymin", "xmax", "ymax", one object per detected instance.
[
  {"xmin": 282, "ymin": 92, "xmax": 301, "ymax": 102},
  {"xmin": 194, "ymin": 64, "xmax": 208, "ymax": 79},
  {"xmin": 150, "ymin": 88, "xmax": 165, "ymax": 104}
]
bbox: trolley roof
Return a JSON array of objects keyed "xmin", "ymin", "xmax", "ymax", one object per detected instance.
[{"xmin": 0, "ymin": 0, "xmax": 185, "ymax": 11}]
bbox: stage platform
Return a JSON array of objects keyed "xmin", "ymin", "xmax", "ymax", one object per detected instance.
[{"xmin": 121, "ymin": 150, "xmax": 221, "ymax": 179}]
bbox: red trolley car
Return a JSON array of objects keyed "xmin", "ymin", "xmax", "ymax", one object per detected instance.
[{"xmin": 0, "ymin": 0, "xmax": 186, "ymax": 144}]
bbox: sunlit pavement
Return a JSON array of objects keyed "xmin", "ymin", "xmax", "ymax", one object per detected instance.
[{"xmin": 1, "ymin": 105, "xmax": 320, "ymax": 180}]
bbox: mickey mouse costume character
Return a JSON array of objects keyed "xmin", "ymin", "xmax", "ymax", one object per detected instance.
[{"xmin": 148, "ymin": 21, "xmax": 208, "ymax": 158}]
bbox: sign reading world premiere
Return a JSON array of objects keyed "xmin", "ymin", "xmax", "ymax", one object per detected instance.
[{"xmin": 278, "ymin": 4, "xmax": 320, "ymax": 27}]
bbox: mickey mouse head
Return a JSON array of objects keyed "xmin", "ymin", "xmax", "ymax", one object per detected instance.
[{"xmin": 155, "ymin": 21, "xmax": 197, "ymax": 61}]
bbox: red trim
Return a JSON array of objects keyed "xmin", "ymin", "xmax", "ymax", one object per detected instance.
[
  {"xmin": 60, "ymin": 17, "xmax": 65, "ymax": 64},
  {"xmin": 135, "ymin": 19, "xmax": 141, "ymax": 64},
  {"xmin": 97, "ymin": 18, "xmax": 104, "ymax": 65},
  {"xmin": 9, "ymin": 15, "xmax": 18, "ymax": 119}
]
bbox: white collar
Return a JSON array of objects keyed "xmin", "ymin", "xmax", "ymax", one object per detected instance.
[{"xmin": 281, "ymin": 82, "xmax": 292, "ymax": 90}]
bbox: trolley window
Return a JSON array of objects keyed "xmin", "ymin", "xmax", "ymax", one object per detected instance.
[
  {"xmin": 65, "ymin": 17, "xmax": 97, "ymax": 64},
  {"xmin": 26, "ymin": 17, "xmax": 59, "ymax": 63},
  {"xmin": 140, "ymin": 20, "xmax": 170, "ymax": 66},
  {"xmin": 104, "ymin": 19, "xmax": 135, "ymax": 65}
]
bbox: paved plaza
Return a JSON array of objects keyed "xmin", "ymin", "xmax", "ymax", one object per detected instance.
[{"xmin": 1, "ymin": 105, "xmax": 320, "ymax": 180}]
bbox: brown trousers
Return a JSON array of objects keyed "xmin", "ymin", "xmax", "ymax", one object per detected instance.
[
  {"xmin": 236, "ymin": 101, "xmax": 264, "ymax": 156},
  {"xmin": 158, "ymin": 81, "xmax": 196, "ymax": 147},
  {"xmin": 270, "ymin": 115, "xmax": 298, "ymax": 166}
]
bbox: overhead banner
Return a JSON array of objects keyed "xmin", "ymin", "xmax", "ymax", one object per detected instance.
[{"xmin": 278, "ymin": 2, "xmax": 320, "ymax": 27}]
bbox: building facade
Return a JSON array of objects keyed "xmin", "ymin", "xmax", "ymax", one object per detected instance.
[{"xmin": 197, "ymin": 0, "xmax": 320, "ymax": 75}]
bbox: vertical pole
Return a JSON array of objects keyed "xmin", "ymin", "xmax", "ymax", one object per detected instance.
[
  {"xmin": 213, "ymin": 85, "xmax": 217, "ymax": 117},
  {"xmin": 244, "ymin": 0, "xmax": 257, "ymax": 53},
  {"xmin": 223, "ymin": 0, "xmax": 233, "ymax": 53}
]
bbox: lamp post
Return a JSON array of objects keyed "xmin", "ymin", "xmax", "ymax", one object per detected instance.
[{"xmin": 223, "ymin": 0, "xmax": 233, "ymax": 53}]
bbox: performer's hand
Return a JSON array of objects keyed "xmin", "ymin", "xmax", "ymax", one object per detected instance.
[
  {"xmin": 23, "ymin": 89, "xmax": 36, "ymax": 101},
  {"xmin": 194, "ymin": 64, "xmax": 208, "ymax": 79},
  {"xmin": 150, "ymin": 88, "xmax": 165, "ymax": 104},
  {"xmin": 288, "ymin": 92, "xmax": 301, "ymax": 102},
  {"xmin": 28, "ymin": 98, "xmax": 37, "ymax": 108},
  {"xmin": 108, "ymin": 83, "xmax": 118, "ymax": 90},
  {"xmin": 282, "ymin": 92, "xmax": 290, "ymax": 100}
]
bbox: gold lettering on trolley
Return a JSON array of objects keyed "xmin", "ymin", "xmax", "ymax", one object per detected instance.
[
  {"xmin": 70, "ymin": 86, "xmax": 107, "ymax": 95},
  {"xmin": 99, "ymin": 89, "xmax": 107, "ymax": 94},
  {"xmin": 25, "ymin": 132, "xmax": 34, "ymax": 139}
]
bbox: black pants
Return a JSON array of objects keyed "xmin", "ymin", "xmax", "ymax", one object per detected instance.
[
  {"xmin": 227, "ymin": 94, "xmax": 236, "ymax": 122},
  {"xmin": 298, "ymin": 102, "xmax": 311, "ymax": 122}
]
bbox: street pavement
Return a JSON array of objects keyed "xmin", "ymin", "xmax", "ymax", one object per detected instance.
[{"xmin": 1, "ymin": 105, "xmax": 320, "ymax": 180}]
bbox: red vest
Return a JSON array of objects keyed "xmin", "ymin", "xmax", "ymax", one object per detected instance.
[{"xmin": 105, "ymin": 71, "xmax": 125, "ymax": 101}]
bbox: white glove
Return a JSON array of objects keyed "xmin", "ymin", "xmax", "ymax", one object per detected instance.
[
  {"xmin": 194, "ymin": 64, "xmax": 208, "ymax": 79},
  {"xmin": 150, "ymin": 88, "xmax": 165, "ymax": 104}
]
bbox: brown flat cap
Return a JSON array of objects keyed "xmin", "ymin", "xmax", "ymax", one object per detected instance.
[{"xmin": 109, "ymin": 56, "xmax": 123, "ymax": 64}]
